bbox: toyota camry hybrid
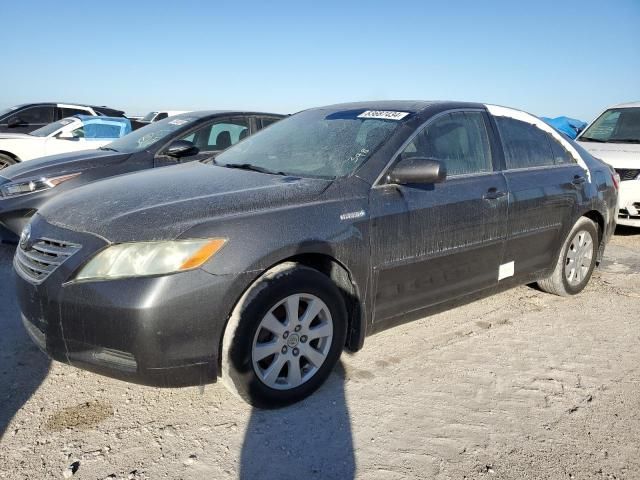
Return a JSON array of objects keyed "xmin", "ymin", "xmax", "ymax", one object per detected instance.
[{"xmin": 14, "ymin": 101, "xmax": 618, "ymax": 407}]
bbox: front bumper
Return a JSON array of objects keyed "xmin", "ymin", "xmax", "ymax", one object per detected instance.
[
  {"xmin": 14, "ymin": 217, "xmax": 252, "ymax": 387},
  {"xmin": 617, "ymin": 180, "xmax": 640, "ymax": 227}
]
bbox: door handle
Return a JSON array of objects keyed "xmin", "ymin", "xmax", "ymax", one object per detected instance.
[
  {"xmin": 572, "ymin": 175, "xmax": 586, "ymax": 186},
  {"xmin": 483, "ymin": 188, "xmax": 507, "ymax": 200}
]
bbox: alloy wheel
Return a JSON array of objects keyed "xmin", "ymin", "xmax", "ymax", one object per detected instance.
[
  {"xmin": 564, "ymin": 229, "xmax": 593, "ymax": 286},
  {"xmin": 251, "ymin": 293, "xmax": 333, "ymax": 390}
]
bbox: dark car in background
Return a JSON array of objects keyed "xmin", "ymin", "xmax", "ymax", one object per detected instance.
[
  {"xmin": 0, "ymin": 102, "xmax": 126, "ymax": 134},
  {"xmin": 0, "ymin": 110, "xmax": 284, "ymax": 239},
  {"xmin": 14, "ymin": 101, "xmax": 618, "ymax": 408}
]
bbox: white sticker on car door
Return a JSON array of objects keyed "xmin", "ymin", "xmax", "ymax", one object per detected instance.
[{"xmin": 498, "ymin": 261, "xmax": 514, "ymax": 281}]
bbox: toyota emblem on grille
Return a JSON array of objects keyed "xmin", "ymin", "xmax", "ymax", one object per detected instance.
[{"xmin": 19, "ymin": 225, "xmax": 31, "ymax": 249}]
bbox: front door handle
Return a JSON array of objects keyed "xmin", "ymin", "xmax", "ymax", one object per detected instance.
[
  {"xmin": 483, "ymin": 187, "xmax": 507, "ymax": 200},
  {"xmin": 572, "ymin": 175, "xmax": 586, "ymax": 186}
]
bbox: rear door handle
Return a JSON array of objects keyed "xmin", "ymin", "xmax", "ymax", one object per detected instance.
[
  {"xmin": 483, "ymin": 188, "xmax": 507, "ymax": 200},
  {"xmin": 572, "ymin": 175, "xmax": 586, "ymax": 186}
]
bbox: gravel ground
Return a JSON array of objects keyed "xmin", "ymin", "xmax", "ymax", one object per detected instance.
[{"xmin": 1, "ymin": 228, "xmax": 639, "ymax": 480}]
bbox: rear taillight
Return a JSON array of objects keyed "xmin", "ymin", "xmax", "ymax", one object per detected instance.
[{"xmin": 612, "ymin": 172, "xmax": 620, "ymax": 190}]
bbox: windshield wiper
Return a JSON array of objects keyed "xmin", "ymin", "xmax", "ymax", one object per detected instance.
[
  {"xmin": 217, "ymin": 162, "xmax": 287, "ymax": 176},
  {"xmin": 99, "ymin": 146, "xmax": 119, "ymax": 152},
  {"xmin": 578, "ymin": 136, "xmax": 606, "ymax": 143}
]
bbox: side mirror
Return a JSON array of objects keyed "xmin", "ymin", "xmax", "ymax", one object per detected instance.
[
  {"xmin": 7, "ymin": 117, "xmax": 25, "ymax": 128},
  {"xmin": 387, "ymin": 157, "xmax": 447, "ymax": 185},
  {"xmin": 165, "ymin": 140, "xmax": 199, "ymax": 158}
]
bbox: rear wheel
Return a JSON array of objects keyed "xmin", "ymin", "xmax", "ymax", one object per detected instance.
[
  {"xmin": 537, "ymin": 217, "xmax": 599, "ymax": 296},
  {"xmin": 0, "ymin": 154, "xmax": 16, "ymax": 170},
  {"xmin": 221, "ymin": 262, "xmax": 347, "ymax": 408}
]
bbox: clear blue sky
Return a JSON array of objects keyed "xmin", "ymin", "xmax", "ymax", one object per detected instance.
[{"xmin": 1, "ymin": 0, "xmax": 638, "ymax": 121}]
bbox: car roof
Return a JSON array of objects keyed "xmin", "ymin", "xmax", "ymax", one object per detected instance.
[
  {"xmin": 172, "ymin": 110, "xmax": 286, "ymax": 119},
  {"xmin": 303, "ymin": 100, "xmax": 486, "ymax": 115},
  {"xmin": 2, "ymin": 102, "xmax": 125, "ymax": 117},
  {"xmin": 608, "ymin": 101, "xmax": 640, "ymax": 109},
  {"xmin": 8, "ymin": 102, "xmax": 115, "ymax": 109}
]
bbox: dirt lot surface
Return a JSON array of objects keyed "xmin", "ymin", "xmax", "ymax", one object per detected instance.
[{"xmin": 1, "ymin": 229, "xmax": 639, "ymax": 480}]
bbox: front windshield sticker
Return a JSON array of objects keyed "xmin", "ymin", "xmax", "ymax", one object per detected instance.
[
  {"xmin": 168, "ymin": 119, "xmax": 190, "ymax": 126},
  {"xmin": 357, "ymin": 110, "xmax": 410, "ymax": 121}
]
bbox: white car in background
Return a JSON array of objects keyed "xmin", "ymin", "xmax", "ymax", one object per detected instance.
[
  {"xmin": 577, "ymin": 101, "xmax": 640, "ymax": 227},
  {"xmin": 140, "ymin": 110, "xmax": 190, "ymax": 123},
  {"xmin": 0, "ymin": 115, "xmax": 132, "ymax": 170}
]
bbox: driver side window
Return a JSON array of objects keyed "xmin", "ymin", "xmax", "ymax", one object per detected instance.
[
  {"xmin": 401, "ymin": 111, "xmax": 493, "ymax": 176},
  {"xmin": 179, "ymin": 118, "xmax": 249, "ymax": 153}
]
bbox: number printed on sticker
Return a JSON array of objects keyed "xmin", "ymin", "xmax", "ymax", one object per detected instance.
[{"xmin": 358, "ymin": 110, "xmax": 410, "ymax": 121}]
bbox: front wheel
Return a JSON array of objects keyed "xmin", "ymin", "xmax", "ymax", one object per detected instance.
[
  {"xmin": 537, "ymin": 217, "xmax": 599, "ymax": 296},
  {"xmin": 221, "ymin": 263, "xmax": 347, "ymax": 408}
]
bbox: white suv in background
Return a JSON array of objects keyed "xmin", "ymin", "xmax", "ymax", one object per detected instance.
[{"xmin": 577, "ymin": 101, "xmax": 640, "ymax": 227}]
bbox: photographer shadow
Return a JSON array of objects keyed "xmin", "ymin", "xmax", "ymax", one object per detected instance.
[{"xmin": 239, "ymin": 362, "xmax": 355, "ymax": 480}]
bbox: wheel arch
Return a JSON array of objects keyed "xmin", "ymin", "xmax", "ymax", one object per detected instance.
[
  {"xmin": 282, "ymin": 252, "xmax": 365, "ymax": 353},
  {"xmin": 581, "ymin": 209, "xmax": 606, "ymax": 263},
  {"xmin": 217, "ymin": 251, "xmax": 366, "ymax": 374},
  {"xmin": 0, "ymin": 150, "xmax": 20, "ymax": 162}
]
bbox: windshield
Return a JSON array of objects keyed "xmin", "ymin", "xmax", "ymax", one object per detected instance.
[
  {"xmin": 141, "ymin": 111, "xmax": 158, "ymax": 122},
  {"xmin": 580, "ymin": 107, "xmax": 640, "ymax": 143},
  {"xmin": 29, "ymin": 118, "xmax": 77, "ymax": 137},
  {"xmin": 103, "ymin": 116, "xmax": 198, "ymax": 153},
  {"xmin": 214, "ymin": 108, "xmax": 405, "ymax": 178}
]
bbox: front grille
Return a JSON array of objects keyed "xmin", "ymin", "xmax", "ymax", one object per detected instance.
[
  {"xmin": 615, "ymin": 168, "xmax": 640, "ymax": 181},
  {"xmin": 14, "ymin": 237, "xmax": 81, "ymax": 283}
]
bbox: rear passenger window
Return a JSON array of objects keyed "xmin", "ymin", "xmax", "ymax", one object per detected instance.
[
  {"xmin": 400, "ymin": 111, "xmax": 493, "ymax": 176},
  {"xmin": 496, "ymin": 117, "xmax": 555, "ymax": 169}
]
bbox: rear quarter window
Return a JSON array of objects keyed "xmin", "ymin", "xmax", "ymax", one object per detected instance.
[{"xmin": 546, "ymin": 134, "xmax": 575, "ymax": 165}]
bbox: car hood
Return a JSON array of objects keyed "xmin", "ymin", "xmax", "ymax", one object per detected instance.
[
  {"xmin": 0, "ymin": 132, "xmax": 33, "ymax": 140},
  {"xmin": 39, "ymin": 161, "xmax": 333, "ymax": 243},
  {"xmin": 576, "ymin": 141, "xmax": 640, "ymax": 169},
  {"xmin": 0, "ymin": 149, "xmax": 129, "ymax": 180}
]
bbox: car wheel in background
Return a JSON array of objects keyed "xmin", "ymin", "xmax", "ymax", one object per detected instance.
[
  {"xmin": 0, "ymin": 153, "xmax": 16, "ymax": 170},
  {"xmin": 537, "ymin": 216, "xmax": 599, "ymax": 296},
  {"xmin": 222, "ymin": 262, "xmax": 347, "ymax": 408}
]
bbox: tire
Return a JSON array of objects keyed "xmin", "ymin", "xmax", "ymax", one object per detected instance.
[
  {"xmin": 537, "ymin": 217, "xmax": 599, "ymax": 296},
  {"xmin": 0, "ymin": 153, "xmax": 17, "ymax": 170},
  {"xmin": 221, "ymin": 262, "xmax": 347, "ymax": 408}
]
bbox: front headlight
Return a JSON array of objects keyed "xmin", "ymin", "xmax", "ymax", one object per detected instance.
[
  {"xmin": 74, "ymin": 238, "xmax": 226, "ymax": 281},
  {"xmin": 0, "ymin": 173, "xmax": 81, "ymax": 198}
]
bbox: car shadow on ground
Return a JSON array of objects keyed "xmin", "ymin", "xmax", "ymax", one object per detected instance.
[
  {"xmin": 239, "ymin": 362, "xmax": 355, "ymax": 479},
  {"xmin": 0, "ymin": 244, "xmax": 50, "ymax": 439}
]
